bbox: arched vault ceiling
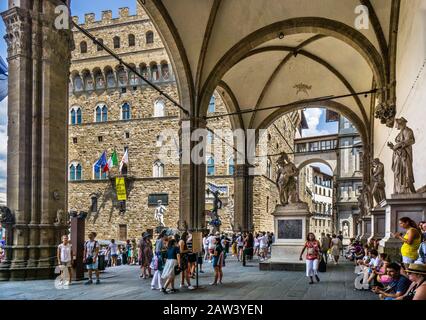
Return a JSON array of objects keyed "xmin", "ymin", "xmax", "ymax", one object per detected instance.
[
  {"xmin": 301, "ymin": 37, "xmax": 374, "ymax": 94},
  {"xmin": 222, "ymin": 54, "xmax": 371, "ymax": 130},
  {"xmin": 144, "ymin": 0, "xmax": 392, "ymax": 128},
  {"xmin": 222, "ymin": 51, "xmax": 287, "ymax": 110},
  {"xmin": 199, "ymin": 0, "xmax": 384, "ymax": 86}
]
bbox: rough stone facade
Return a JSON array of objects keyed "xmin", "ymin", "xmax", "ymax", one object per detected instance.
[{"xmin": 68, "ymin": 5, "xmax": 300, "ymax": 241}]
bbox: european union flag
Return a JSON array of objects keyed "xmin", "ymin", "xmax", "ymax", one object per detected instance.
[
  {"xmin": 0, "ymin": 56, "xmax": 7, "ymax": 102},
  {"xmin": 94, "ymin": 151, "xmax": 107, "ymax": 172}
]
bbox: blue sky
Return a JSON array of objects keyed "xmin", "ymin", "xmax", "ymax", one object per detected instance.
[{"xmin": 301, "ymin": 108, "xmax": 338, "ymax": 138}]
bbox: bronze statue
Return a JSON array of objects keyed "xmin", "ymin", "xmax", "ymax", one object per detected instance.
[
  {"xmin": 276, "ymin": 151, "xmax": 300, "ymax": 205},
  {"xmin": 371, "ymin": 158, "xmax": 386, "ymax": 206},
  {"xmin": 387, "ymin": 117, "xmax": 416, "ymax": 194}
]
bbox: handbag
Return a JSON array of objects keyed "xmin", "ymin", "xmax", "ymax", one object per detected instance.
[
  {"xmin": 174, "ymin": 265, "xmax": 181, "ymax": 276},
  {"xmin": 318, "ymin": 258, "xmax": 327, "ymax": 272}
]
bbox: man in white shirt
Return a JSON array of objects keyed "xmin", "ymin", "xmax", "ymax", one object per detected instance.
[
  {"xmin": 259, "ymin": 232, "xmax": 268, "ymax": 261},
  {"xmin": 106, "ymin": 239, "xmax": 118, "ymax": 267},
  {"xmin": 83, "ymin": 232, "xmax": 100, "ymax": 285},
  {"xmin": 57, "ymin": 234, "xmax": 74, "ymax": 285}
]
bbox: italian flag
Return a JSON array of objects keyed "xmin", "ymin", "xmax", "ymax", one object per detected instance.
[
  {"xmin": 103, "ymin": 150, "xmax": 119, "ymax": 173},
  {"xmin": 119, "ymin": 149, "xmax": 129, "ymax": 173}
]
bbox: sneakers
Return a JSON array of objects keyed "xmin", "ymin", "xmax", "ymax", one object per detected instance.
[
  {"xmin": 315, "ymin": 275, "xmax": 320, "ymax": 282},
  {"xmin": 161, "ymin": 288, "xmax": 168, "ymax": 294},
  {"xmin": 84, "ymin": 279, "xmax": 93, "ymax": 285},
  {"xmin": 188, "ymin": 285, "xmax": 195, "ymax": 290},
  {"xmin": 199, "ymin": 270, "xmax": 205, "ymax": 273},
  {"xmin": 151, "ymin": 286, "xmax": 156, "ymax": 290},
  {"xmin": 95, "ymin": 279, "xmax": 100, "ymax": 285},
  {"xmin": 210, "ymin": 282, "xmax": 217, "ymax": 286}
]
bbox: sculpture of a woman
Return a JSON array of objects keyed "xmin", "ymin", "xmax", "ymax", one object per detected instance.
[{"xmin": 387, "ymin": 117, "xmax": 416, "ymax": 194}]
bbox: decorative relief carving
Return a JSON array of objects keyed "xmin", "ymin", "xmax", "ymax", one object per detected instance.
[{"xmin": 1, "ymin": 8, "xmax": 31, "ymax": 58}]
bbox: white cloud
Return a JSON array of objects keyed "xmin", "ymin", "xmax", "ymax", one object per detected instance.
[{"xmin": 302, "ymin": 108, "xmax": 334, "ymax": 137}]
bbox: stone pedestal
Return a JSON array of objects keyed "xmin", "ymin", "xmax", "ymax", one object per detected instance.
[
  {"xmin": 259, "ymin": 202, "xmax": 310, "ymax": 271},
  {"xmin": 379, "ymin": 193, "xmax": 426, "ymax": 261},
  {"xmin": 359, "ymin": 216, "xmax": 372, "ymax": 244},
  {"xmin": 368, "ymin": 207, "xmax": 386, "ymax": 243}
]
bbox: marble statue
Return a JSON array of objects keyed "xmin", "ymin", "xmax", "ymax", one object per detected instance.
[
  {"xmin": 154, "ymin": 200, "xmax": 166, "ymax": 227},
  {"xmin": 343, "ymin": 222, "xmax": 349, "ymax": 237},
  {"xmin": 54, "ymin": 209, "xmax": 68, "ymax": 225},
  {"xmin": 361, "ymin": 182, "xmax": 373, "ymax": 215},
  {"xmin": 387, "ymin": 117, "xmax": 416, "ymax": 194},
  {"xmin": 227, "ymin": 194, "xmax": 235, "ymax": 230},
  {"xmin": 371, "ymin": 158, "xmax": 386, "ymax": 206},
  {"xmin": 276, "ymin": 151, "xmax": 300, "ymax": 205}
]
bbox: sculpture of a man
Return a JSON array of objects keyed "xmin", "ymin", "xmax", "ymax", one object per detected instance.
[
  {"xmin": 206, "ymin": 188, "xmax": 222, "ymax": 221},
  {"xmin": 361, "ymin": 182, "xmax": 373, "ymax": 215},
  {"xmin": 276, "ymin": 152, "xmax": 300, "ymax": 205},
  {"xmin": 387, "ymin": 117, "xmax": 416, "ymax": 194},
  {"xmin": 371, "ymin": 158, "xmax": 386, "ymax": 206},
  {"xmin": 154, "ymin": 200, "xmax": 166, "ymax": 227},
  {"xmin": 343, "ymin": 222, "xmax": 349, "ymax": 237}
]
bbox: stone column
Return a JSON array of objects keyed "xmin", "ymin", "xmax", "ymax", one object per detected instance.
[
  {"xmin": 0, "ymin": 0, "xmax": 73, "ymax": 280},
  {"xmin": 233, "ymin": 164, "xmax": 254, "ymax": 232},
  {"xmin": 179, "ymin": 117, "xmax": 206, "ymax": 231}
]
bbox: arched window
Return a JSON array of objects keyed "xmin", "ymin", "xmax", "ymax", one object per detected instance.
[
  {"xmin": 70, "ymin": 106, "xmax": 82, "ymax": 125},
  {"xmin": 154, "ymin": 100, "xmax": 165, "ymax": 117},
  {"xmin": 140, "ymin": 64, "xmax": 148, "ymax": 78},
  {"xmin": 161, "ymin": 63, "xmax": 170, "ymax": 80},
  {"xmin": 80, "ymin": 41, "xmax": 87, "ymax": 53},
  {"xmin": 129, "ymin": 71, "xmax": 138, "ymax": 86},
  {"xmin": 151, "ymin": 63, "xmax": 159, "ymax": 81},
  {"xmin": 73, "ymin": 75, "xmax": 83, "ymax": 92},
  {"xmin": 117, "ymin": 67, "xmax": 128, "ymax": 87},
  {"xmin": 153, "ymin": 160, "xmax": 164, "ymax": 177},
  {"xmin": 228, "ymin": 157, "xmax": 235, "ymax": 175},
  {"xmin": 113, "ymin": 36, "xmax": 120, "ymax": 49},
  {"xmin": 95, "ymin": 104, "xmax": 108, "ymax": 122},
  {"xmin": 69, "ymin": 163, "xmax": 82, "ymax": 181},
  {"xmin": 208, "ymin": 95, "xmax": 216, "ymax": 113},
  {"xmin": 106, "ymin": 69, "xmax": 116, "ymax": 88},
  {"xmin": 94, "ymin": 162, "xmax": 107, "ymax": 180},
  {"xmin": 146, "ymin": 31, "xmax": 154, "ymax": 44},
  {"xmin": 121, "ymin": 103, "xmax": 130, "ymax": 120},
  {"xmin": 83, "ymin": 72, "xmax": 94, "ymax": 91},
  {"xmin": 207, "ymin": 157, "xmax": 215, "ymax": 176},
  {"xmin": 128, "ymin": 34, "xmax": 135, "ymax": 47},
  {"xmin": 266, "ymin": 158, "xmax": 272, "ymax": 179}
]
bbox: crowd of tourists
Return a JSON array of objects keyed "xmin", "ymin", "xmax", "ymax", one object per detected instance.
[
  {"xmin": 348, "ymin": 217, "xmax": 426, "ymax": 300},
  {"xmin": 55, "ymin": 229, "xmax": 276, "ymax": 291}
]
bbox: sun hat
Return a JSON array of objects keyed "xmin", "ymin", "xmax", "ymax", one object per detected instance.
[{"xmin": 406, "ymin": 263, "xmax": 426, "ymax": 275}]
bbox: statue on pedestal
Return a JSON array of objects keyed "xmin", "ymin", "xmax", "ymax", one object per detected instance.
[
  {"xmin": 276, "ymin": 151, "xmax": 300, "ymax": 205},
  {"xmin": 387, "ymin": 117, "xmax": 416, "ymax": 194},
  {"xmin": 206, "ymin": 188, "xmax": 222, "ymax": 230},
  {"xmin": 371, "ymin": 158, "xmax": 386, "ymax": 206},
  {"xmin": 154, "ymin": 200, "xmax": 166, "ymax": 227}
]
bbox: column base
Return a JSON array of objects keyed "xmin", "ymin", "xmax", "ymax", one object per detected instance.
[{"xmin": 0, "ymin": 266, "xmax": 55, "ymax": 281}]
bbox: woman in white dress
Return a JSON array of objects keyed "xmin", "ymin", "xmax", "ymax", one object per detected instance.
[{"xmin": 330, "ymin": 234, "xmax": 342, "ymax": 265}]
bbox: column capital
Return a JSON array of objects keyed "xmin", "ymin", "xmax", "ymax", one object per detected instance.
[{"xmin": 1, "ymin": 7, "xmax": 32, "ymax": 59}]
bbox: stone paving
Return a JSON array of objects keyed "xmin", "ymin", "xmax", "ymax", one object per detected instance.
[{"xmin": 0, "ymin": 256, "xmax": 378, "ymax": 300}]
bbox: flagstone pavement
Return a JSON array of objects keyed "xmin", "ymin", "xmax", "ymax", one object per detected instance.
[{"xmin": 0, "ymin": 256, "xmax": 378, "ymax": 300}]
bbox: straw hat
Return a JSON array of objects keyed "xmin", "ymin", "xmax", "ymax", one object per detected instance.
[
  {"xmin": 406, "ymin": 263, "xmax": 426, "ymax": 275},
  {"xmin": 395, "ymin": 117, "xmax": 408, "ymax": 124}
]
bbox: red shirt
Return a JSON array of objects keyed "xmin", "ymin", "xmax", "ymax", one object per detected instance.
[{"xmin": 305, "ymin": 241, "xmax": 320, "ymax": 260}]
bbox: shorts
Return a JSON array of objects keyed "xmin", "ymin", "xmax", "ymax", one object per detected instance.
[
  {"xmin": 61, "ymin": 261, "xmax": 72, "ymax": 267},
  {"xmin": 402, "ymin": 256, "xmax": 415, "ymax": 264},
  {"xmin": 86, "ymin": 260, "xmax": 99, "ymax": 270},
  {"xmin": 188, "ymin": 253, "xmax": 197, "ymax": 263},
  {"xmin": 111, "ymin": 254, "xmax": 118, "ymax": 258}
]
